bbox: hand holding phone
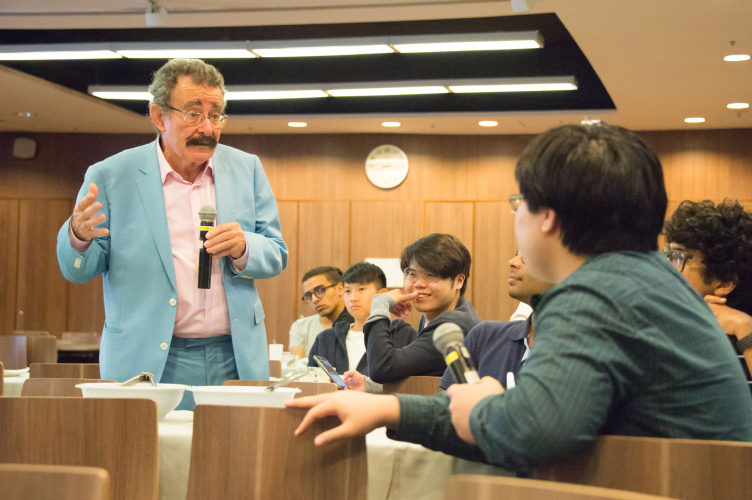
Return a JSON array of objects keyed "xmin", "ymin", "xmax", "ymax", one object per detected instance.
[{"xmin": 313, "ymin": 355, "xmax": 349, "ymax": 390}]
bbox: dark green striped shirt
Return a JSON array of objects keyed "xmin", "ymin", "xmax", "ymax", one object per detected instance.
[{"xmin": 393, "ymin": 251, "xmax": 752, "ymax": 470}]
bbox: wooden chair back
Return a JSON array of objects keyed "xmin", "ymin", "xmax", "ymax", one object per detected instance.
[
  {"xmin": 30, "ymin": 363, "xmax": 100, "ymax": 379},
  {"xmin": 269, "ymin": 360, "xmax": 282, "ymax": 378},
  {"xmin": 0, "ymin": 335, "xmax": 27, "ymax": 369},
  {"xmin": 532, "ymin": 435, "xmax": 752, "ymax": 500},
  {"xmin": 25, "ymin": 336, "xmax": 58, "ymax": 364},
  {"xmin": 1, "ymin": 361, "xmax": 4, "ymax": 396},
  {"xmin": 21, "ymin": 378, "xmax": 115, "ymax": 397},
  {"xmin": 223, "ymin": 379, "xmax": 338, "ymax": 397},
  {"xmin": 0, "ymin": 463, "xmax": 110, "ymax": 500},
  {"xmin": 13, "ymin": 330, "xmax": 53, "ymax": 336},
  {"xmin": 444, "ymin": 475, "xmax": 675, "ymax": 500},
  {"xmin": 383, "ymin": 376, "xmax": 443, "ymax": 396},
  {"xmin": 0, "ymin": 397, "xmax": 158, "ymax": 500},
  {"xmin": 187, "ymin": 405, "xmax": 367, "ymax": 500}
]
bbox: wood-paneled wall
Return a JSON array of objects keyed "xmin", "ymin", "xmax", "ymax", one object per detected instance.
[{"xmin": 1, "ymin": 129, "xmax": 751, "ymax": 348}]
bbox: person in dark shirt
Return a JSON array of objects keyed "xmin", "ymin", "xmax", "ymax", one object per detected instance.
[
  {"xmin": 289, "ymin": 124, "xmax": 752, "ymax": 470},
  {"xmin": 308, "ymin": 262, "xmax": 415, "ymax": 375},
  {"xmin": 664, "ymin": 199, "xmax": 752, "ymax": 376},
  {"xmin": 439, "ymin": 250, "xmax": 553, "ymax": 390},
  {"xmin": 363, "ymin": 233, "xmax": 482, "ymax": 384}
]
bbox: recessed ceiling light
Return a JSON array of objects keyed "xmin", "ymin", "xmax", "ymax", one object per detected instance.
[
  {"xmin": 684, "ymin": 117, "xmax": 705, "ymax": 123},
  {"xmin": 724, "ymin": 54, "xmax": 750, "ymax": 62},
  {"xmin": 17, "ymin": 112, "xmax": 34, "ymax": 118},
  {"xmin": 253, "ymin": 45, "xmax": 393, "ymax": 58},
  {"xmin": 288, "ymin": 122, "xmax": 308, "ymax": 127},
  {"xmin": 328, "ymin": 86, "xmax": 448, "ymax": 97},
  {"xmin": 0, "ymin": 50, "xmax": 121, "ymax": 61},
  {"xmin": 581, "ymin": 118, "xmax": 601, "ymax": 125},
  {"xmin": 382, "ymin": 122, "xmax": 401, "ymax": 127},
  {"xmin": 479, "ymin": 121, "xmax": 498, "ymax": 127},
  {"xmin": 727, "ymin": 103, "xmax": 750, "ymax": 109},
  {"xmin": 117, "ymin": 49, "xmax": 256, "ymax": 59}
]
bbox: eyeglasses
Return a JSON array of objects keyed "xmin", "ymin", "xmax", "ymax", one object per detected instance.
[
  {"xmin": 404, "ymin": 267, "xmax": 441, "ymax": 284},
  {"xmin": 509, "ymin": 194, "xmax": 524, "ymax": 214},
  {"xmin": 164, "ymin": 104, "xmax": 227, "ymax": 129},
  {"xmin": 301, "ymin": 284, "xmax": 336, "ymax": 303},
  {"xmin": 515, "ymin": 249, "xmax": 524, "ymax": 263},
  {"xmin": 661, "ymin": 247, "xmax": 697, "ymax": 273}
]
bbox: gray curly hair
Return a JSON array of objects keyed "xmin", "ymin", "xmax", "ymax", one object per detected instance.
[{"xmin": 148, "ymin": 58, "xmax": 227, "ymax": 115}]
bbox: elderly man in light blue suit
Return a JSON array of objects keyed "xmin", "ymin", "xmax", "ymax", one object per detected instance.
[{"xmin": 57, "ymin": 59, "xmax": 288, "ymax": 408}]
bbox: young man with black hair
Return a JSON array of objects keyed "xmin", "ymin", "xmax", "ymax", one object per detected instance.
[
  {"xmin": 289, "ymin": 266, "xmax": 353, "ymax": 358},
  {"xmin": 364, "ymin": 233, "xmax": 482, "ymax": 383},
  {"xmin": 307, "ymin": 262, "xmax": 415, "ymax": 375},
  {"xmin": 288, "ymin": 124, "xmax": 752, "ymax": 470},
  {"xmin": 664, "ymin": 199, "xmax": 752, "ymax": 374}
]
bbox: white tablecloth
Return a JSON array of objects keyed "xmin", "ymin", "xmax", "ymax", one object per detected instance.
[
  {"xmin": 2, "ymin": 373, "xmax": 30, "ymax": 397},
  {"xmin": 156, "ymin": 410, "xmax": 480, "ymax": 500}
]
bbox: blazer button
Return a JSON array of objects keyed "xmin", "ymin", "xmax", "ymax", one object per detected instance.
[
  {"xmin": 160, "ymin": 342, "xmax": 169, "ymax": 351},
  {"xmin": 169, "ymin": 298, "xmax": 177, "ymax": 306}
]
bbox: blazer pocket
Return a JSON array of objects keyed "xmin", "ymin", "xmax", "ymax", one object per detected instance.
[
  {"xmin": 253, "ymin": 300, "xmax": 265, "ymax": 325},
  {"xmin": 104, "ymin": 323, "xmax": 124, "ymax": 335},
  {"xmin": 232, "ymin": 197, "xmax": 255, "ymax": 215}
]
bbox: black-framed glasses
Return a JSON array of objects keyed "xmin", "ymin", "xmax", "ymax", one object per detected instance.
[
  {"xmin": 404, "ymin": 267, "xmax": 441, "ymax": 284},
  {"xmin": 662, "ymin": 247, "xmax": 697, "ymax": 273},
  {"xmin": 301, "ymin": 284, "xmax": 336, "ymax": 303},
  {"xmin": 509, "ymin": 194, "xmax": 524, "ymax": 213},
  {"xmin": 164, "ymin": 104, "xmax": 227, "ymax": 129}
]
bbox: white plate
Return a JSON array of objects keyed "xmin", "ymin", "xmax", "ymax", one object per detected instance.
[
  {"xmin": 76, "ymin": 382, "xmax": 188, "ymax": 420},
  {"xmin": 3, "ymin": 367, "xmax": 30, "ymax": 377},
  {"xmin": 189, "ymin": 386, "xmax": 300, "ymax": 407}
]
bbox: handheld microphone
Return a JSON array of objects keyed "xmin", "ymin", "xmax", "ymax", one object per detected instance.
[
  {"xmin": 433, "ymin": 322, "xmax": 480, "ymax": 384},
  {"xmin": 198, "ymin": 205, "xmax": 217, "ymax": 289}
]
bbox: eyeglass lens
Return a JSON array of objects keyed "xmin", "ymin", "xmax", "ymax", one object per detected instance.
[
  {"xmin": 302, "ymin": 285, "xmax": 330, "ymax": 303},
  {"xmin": 404, "ymin": 268, "xmax": 439, "ymax": 283}
]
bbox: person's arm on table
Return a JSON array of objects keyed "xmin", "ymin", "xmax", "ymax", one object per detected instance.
[{"xmin": 705, "ymin": 295, "xmax": 752, "ymax": 373}]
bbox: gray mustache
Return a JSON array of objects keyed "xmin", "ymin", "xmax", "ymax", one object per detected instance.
[{"xmin": 186, "ymin": 135, "xmax": 218, "ymax": 148}]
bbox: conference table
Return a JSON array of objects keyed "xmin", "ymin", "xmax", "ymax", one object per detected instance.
[{"xmin": 157, "ymin": 410, "xmax": 511, "ymax": 500}]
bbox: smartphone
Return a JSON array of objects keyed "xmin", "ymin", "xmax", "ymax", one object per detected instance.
[{"xmin": 313, "ymin": 355, "xmax": 348, "ymax": 390}]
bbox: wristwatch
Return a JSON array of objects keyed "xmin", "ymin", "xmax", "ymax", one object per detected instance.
[{"xmin": 736, "ymin": 333, "xmax": 752, "ymax": 355}]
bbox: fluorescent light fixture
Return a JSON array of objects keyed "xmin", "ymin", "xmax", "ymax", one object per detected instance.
[
  {"xmin": 288, "ymin": 122, "xmax": 308, "ymax": 127},
  {"xmin": 382, "ymin": 122, "xmax": 401, "ymax": 127},
  {"xmin": 479, "ymin": 121, "xmax": 498, "ymax": 126},
  {"xmin": 0, "ymin": 50, "xmax": 120, "ymax": 61},
  {"xmin": 727, "ymin": 103, "xmax": 750, "ymax": 109},
  {"xmin": 395, "ymin": 40, "xmax": 539, "ymax": 52},
  {"xmin": 393, "ymin": 31, "xmax": 542, "ymax": 53},
  {"xmin": 684, "ymin": 117, "xmax": 705, "ymax": 123},
  {"xmin": 117, "ymin": 49, "xmax": 255, "ymax": 59},
  {"xmin": 450, "ymin": 82, "xmax": 577, "ymax": 93},
  {"xmin": 253, "ymin": 45, "xmax": 393, "ymax": 58},
  {"xmin": 92, "ymin": 91, "xmax": 152, "ymax": 100},
  {"xmin": 327, "ymin": 86, "xmax": 449, "ymax": 97},
  {"xmin": 225, "ymin": 90, "xmax": 328, "ymax": 100},
  {"xmin": 724, "ymin": 54, "xmax": 750, "ymax": 62}
]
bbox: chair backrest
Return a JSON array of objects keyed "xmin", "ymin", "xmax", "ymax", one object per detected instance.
[
  {"xmin": 223, "ymin": 379, "xmax": 338, "ymax": 397},
  {"xmin": 30, "ymin": 363, "xmax": 100, "ymax": 379},
  {"xmin": 13, "ymin": 330, "xmax": 53, "ymax": 336},
  {"xmin": 269, "ymin": 360, "xmax": 282, "ymax": 378},
  {"xmin": 0, "ymin": 397, "xmax": 158, "ymax": 500},
  {"xmin": 0, "ymin": 336, "xmax": 27, "ymax": 369},
  {"xmin": 21, "ymin": 378, "xmax": 115, "ymax": 397},
  {"xmin": 444, "ymin": 475, "xmax": 676, "ymax": 500},
  {"xmin": 532, "ymin": 435, "xmax": 752, "ymax": 500},
  {"xmin": 0, "ymin": 463, "xmax": 110, "ymax": 500},
  {"xmin": 1, "ymin": 361, "xmax": 4, "ymax": 396},
  {"xmin": 187, "ymin": 405, "xmax": 367, "ymax": 500},
  {"xmin": 25, "ymin": 336, "xmax": 58, "ymax": 364},
  {"xmin": 383, "ymin": 376, "xmax": 443, "ymax": 396}
]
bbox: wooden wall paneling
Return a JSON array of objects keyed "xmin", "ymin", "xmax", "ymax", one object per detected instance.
[
  {"xmin": 16, "ymin": 200, "xmax": 72, "ymax": 338},
  {"xmin": 350, "ymin": 202, "xmax": 424, "ymax": 263},
  {"xmin": 296, "ymin": 201, "xmax": 351, "ymax": 318},
  {"xmin": 67, "ymin": 277, "xmax": 105, "ymax": 335},
  {"xmin": 255, "ymin": 202, "xmax": 299, "ymax": 348},
  {"xmin": 472, "ymin": 202, "xmax": 519, "ymax": 322},
  {"xmin": 424, "ymin": 202, "xmax": 475, "ymax": 302},
  {"xmin": 0, "ymin": 200, "xmax": 20, "ymax": 335}
]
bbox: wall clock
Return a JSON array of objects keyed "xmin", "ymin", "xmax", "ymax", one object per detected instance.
[{"xmin": 365, "ymin": 144, "xmax": 409, "ymax": 189}]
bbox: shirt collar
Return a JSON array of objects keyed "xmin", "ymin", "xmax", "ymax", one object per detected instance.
[
  {"xmin": 156, "ymin": 138, "xmax": 214, "ymax": 185},
  {"xmin": 509, "ymin": 315, "xmax": 533, "ymax": 342}
]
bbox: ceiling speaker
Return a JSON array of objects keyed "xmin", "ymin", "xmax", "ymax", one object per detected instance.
[{"xmin": 13, "ymin": 137, "xmax": 37, "ymax": 159}]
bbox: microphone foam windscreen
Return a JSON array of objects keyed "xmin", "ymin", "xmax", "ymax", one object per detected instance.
[
  {"xmin": 198, "ymin": 205, "xmax": 217, "ymax": 223},
  {"xmin": 433, "ymin": 322, "xmax": 464, "ymax": 353}
]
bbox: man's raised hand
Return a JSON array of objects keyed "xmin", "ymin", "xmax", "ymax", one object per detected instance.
[{"xmin": 71, "ymin": 183, "xmax": 109, "ymax": 241}]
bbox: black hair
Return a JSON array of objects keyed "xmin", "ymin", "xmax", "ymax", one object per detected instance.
[
  {"xmin": 399, "ymin": 233, "xmax": 471, "ymax": 295},
  {"xmin": 515, "ymin": 123, "xmax": 668, "ymax": 255},
  {"xmin": 664, "ymin": 199, "xmax": 752, "ymax": 315},
  {"xmin": 302, "ymin": 266, "xmax": 343, "ymax": 285},
  {"xmin": 342, "ymin": 262, "xmax": 388, "ymax": 290}
]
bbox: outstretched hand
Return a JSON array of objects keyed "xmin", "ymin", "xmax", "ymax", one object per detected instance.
[
  {"xmin": 285, "ymin": 391, "xmax": 400, "ymax": 446},
  {"xmin": 71, "ymin": 183, "xmax": 110, "ymax": 241}
]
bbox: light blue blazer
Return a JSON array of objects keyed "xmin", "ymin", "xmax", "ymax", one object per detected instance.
[{"xmin": 57, "ymin": 140, "xmax": 288, "ymax": 382}]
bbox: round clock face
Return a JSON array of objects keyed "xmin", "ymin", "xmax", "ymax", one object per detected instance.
[{"xmin": 365, "ymin": 144, "xmax": 409, "ymax": 189}]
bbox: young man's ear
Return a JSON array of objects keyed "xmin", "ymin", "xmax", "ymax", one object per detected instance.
[
  {"xmin": 454, "ymin": 274, "xmax": 466, "ymax": 291},
  {"xmin": 540, "ymin": 208, "xmax": 560, "ymax": 236},
  {"xmin": 713, "ymin": 276, "xmax": 739, "ymax": 298},
  {"xmin": 378, "ymin": 288, "xmax": 389, "ymax": 294},
  {"xmin": 150, "ymin": 104, "xmax": 167, "ymax": 133},
  {"xmin": 335, "ymin": 282, "xmax": 344, "ymax": 297}
]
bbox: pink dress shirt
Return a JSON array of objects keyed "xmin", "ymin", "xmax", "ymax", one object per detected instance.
[{"xmin": 70, "ymin": 141, "xmax": 249, "ymax": 338}]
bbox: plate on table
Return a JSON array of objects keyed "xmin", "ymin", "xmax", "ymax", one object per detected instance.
[
  {"xmin": 4, "ymin": 367, "xmax": 30, "ymax": 377},
  {"xmin": 189, "ymin": 386, "xmax": 300, "ymax": 407}
]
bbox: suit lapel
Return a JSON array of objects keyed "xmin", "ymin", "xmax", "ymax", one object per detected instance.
[
  {"xmin": 212, "ymin": 146, "xmax": 228, "ymax": 274},
  {"xmin": 136, "ymin": 141, "xmax": 177, "ymax": 291}
]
